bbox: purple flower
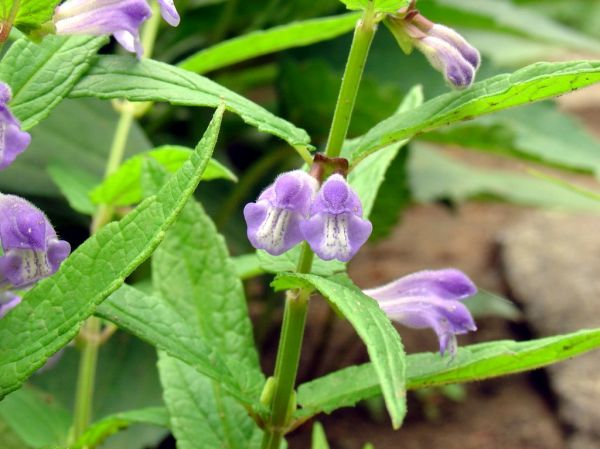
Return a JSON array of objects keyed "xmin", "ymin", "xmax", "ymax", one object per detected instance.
[
  {"xmin": 429, "ymin": 24, "xmax": 480, "ymax": 71},
  {"xmin": 0, "ymin": 195, "xmax": 71, "ymax": 290},
  {"xmin": 364, "ymin": 269, "xmax": 477, "ymax": 356},
  {"xmin": 301, "ymin": 174, "xmax": 372, "ymax": 262},
  {"xmin": 0, "ymin": 82, "xmax": 31, "ymax": 170},
  {"xmin": 157, "ymin": 0, "xmax": 180, "ymax": 26},
  {"xmin": 415, "ymin": 36, "xmax": 476, "ymax": 89},
  {"xmin": 0, "ymin": 292, "xmax": 21, "ymax": 318},
  {"xmin": 244, "ymin": 170, "xmax": 318, "ymax": 256},
  {"xmin": 53, "ymin": 0, "xmax": 180, "ymax": 57}
]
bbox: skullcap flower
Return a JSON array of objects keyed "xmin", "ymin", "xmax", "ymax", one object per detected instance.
[
  {"xmin": 0, "ymin": 194, "xmax": 71, "ymax": 290},
  {"xmin": 301, "ymin": 174, "xmax": 372, "ymax": 262},
  {"xmin": 364, "ymin": 269, "xmax": 477, "ymax": 356},
  {"xmin": 0, "ymin": 82, "xmax": 31, "ymax": 170}
]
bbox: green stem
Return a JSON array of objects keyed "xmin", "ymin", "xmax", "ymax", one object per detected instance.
[{"xmin": 324, "ymin": 4, "xmax": 377, "ymax": 158}]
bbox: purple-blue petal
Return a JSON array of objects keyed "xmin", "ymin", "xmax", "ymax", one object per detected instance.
[
  {"xmin": 429, "ymin": 24, "xmax": 480, "ymax": 70},
  {"xmin": 0, "ymin": 84, "xmax": 31, "ymax": 170},
  {"xmin": 416, "ymin": 36, "xmax": 475, "ymax": 89},
  {"xmin": 0, "ymin": 292, "xmax": 21, "ymax": 318},
  {"xmin": 157, "ymin": 0, "xmax": 180, "ymax": 26}
]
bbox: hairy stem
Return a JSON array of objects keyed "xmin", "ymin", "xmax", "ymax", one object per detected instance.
[{"xmin": 324, "ymin": 3, "xmax": 377, "ymax": 158}]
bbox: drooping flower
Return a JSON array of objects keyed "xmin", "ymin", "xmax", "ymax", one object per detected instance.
[
  {"xmin": 385, "ymin": 7, "xmax": 480, "ymax": 89},
  {"xmin": 0, "ymin": 292, "xmax": 21, "ymax": 318},
  {"xmin": 364, "ymin": 269, "xmax": 477, "ymax": 356},
  {"xmin": 0, "ymin": 82, "xmax": 31, "ymax": 170},
  {"xmin": 301, "ymin": 174, "xmax": 372, "ymax": 262},
  {"xmin": 0, "ymin": 194, "xmax": 71, "ymax": 291},
  {"xmin": 244, "ymin": 170, "xmax": 318, "ymax": 256},
  {"xmin": 53, "ymin": 0, "xmax": 180, "ymax": 57}
]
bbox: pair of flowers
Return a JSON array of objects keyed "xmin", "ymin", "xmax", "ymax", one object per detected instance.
[
  {"xmin": 244, "ymin": 170, "xmax": 477, "ymax": 355},
  {"xmin": 244, "ymin": 170, "xmax": 372, "ymax": 263},
  {"xmin": 0, "ymin": 194, "xmax": 72, "ymax": 316}
]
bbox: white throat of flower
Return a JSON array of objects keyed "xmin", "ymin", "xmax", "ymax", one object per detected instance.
[
  {"xmin": 9, "ymin": 249, "xmax": 52, "ymax": 286},
  {"xmin": 322, "ymin": 214, "xmax": 350, "ymax": 260},
  {"xmin": 255, "ymin": 207, "xmax": 291, "ymax": 252}
]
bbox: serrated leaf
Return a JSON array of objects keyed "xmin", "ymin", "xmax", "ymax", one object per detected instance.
[
  {"xmin": 0, "ymin": 107, "xmax": 225, "ymax": 400},
  {"xmin": 295, "ymin": 328, "xmax": 600, "ymax": 419},
  {"xmin": 70, "ymin": 56, "xmax": 312, "ymax": 151},
  {"xmin": 350, "ymin": 61, "xmax": 600, "ymax": 164},
  {"xmin": 179, "ymin": 12, "xmax": 360, "ymax": 73},
  {"xmin": 339, "ymin": 0, "xmax": 409, "ymax": 13},
  {"xmin": 272, "ymin": 273, "xmax": 406, "ymax": 429},
  {"xmin": 96, "ymin": 285, "xmax": 255, "ymax": 406},
  {"xmin": 0, "ymin": 385, "xmax": 71, "ymax": 448},
  {"xmin": 91, "ymin": 146, "xmax": 237, "ymax": 207},
  {"xmin": 0, "ymin": 35, "xmax": 106, "ymax": 129},
  {"xmin": 74, "ymin": 407, "xmax": 169, "ymax": 449}
]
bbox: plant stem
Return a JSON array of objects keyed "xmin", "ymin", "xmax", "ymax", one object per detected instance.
[{"xmin": 324, "ymin": 3, "xmax": 377, "ymax": 158}]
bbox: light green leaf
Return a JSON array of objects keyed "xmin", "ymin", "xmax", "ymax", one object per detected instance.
[
  {"xmin": 340, "ymin": 0, "xmax": 409, "ymax": 13},
  {"xmin": 0, "ymin": 35, "xmax": 106, "ymax": 130},
  {"xmin": 296, "ymin": 328, "xmax": 600, "ymax": 419},
  {"xmin": 232, "ymin": 254, "xmax": 265, "ymax": 280},
  {"xmin": 96, "ymin": 285, "xmax": 256, "ymax": 406},
  {"xmin": 0, "ymin": 99, "xmax": 151, "ymax": 199},
  {"xmin": 0, "ymin": 418, "xmax": 28, "ymax": 449},
  {"xmin": 410, "ymin": 145, "xmax": 600, "ymax": 212},
  {"xmin": 70, "ymin": 56, "xmax": 312, "ymax": 151},
  {"xmin": 311, "ymin": 423, "xmax": 330, "ymax": 449},
  {"xmin": 158, "ymin": 353, "xmax": 260, "ymax": 449},
  {"xmin": 153, "ymin": 198, "xmax": 264, "ymax": 396},
  {"xmin": 0, "ymin": 386, "xmax": 71, "ymax": 448},
  {"xmin": 272, "ymin": 273, "xmax": 406, "ymax": 429},
  {"xmin": 74, "ymin": 407, "xmax": 169, "ymax": 449},
  {"xmin": 0, "ymin": 107, "xmax": 225, "ymax": 400},
  {"xmin": 351, "ymin": 61, "xmax": 600, "ymax": 164},
  {"xmin": 463, "ymin": 291, "xmax": 522, "ymax": 321},
  {"xmin": 3, "ymin": 0, "xmax": 61, "ymax": 35},
  {"xmin": 91, "ymin": 146, "xmax": 237, "ymax": 207},
  {"xmin": 48, "ymin": 162, "xmax": 98, "ymax": 215},
  {"xmin": 179, "ymin": 13, "xmax": 360, "ymax": 73},
  {"xmin": 258, "ymin": 248, "xmax": 346, "ymax": 276}
]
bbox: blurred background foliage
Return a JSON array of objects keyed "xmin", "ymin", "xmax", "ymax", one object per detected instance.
[{"xmin": 2, "ymin": 0, "xmax": 600, "ymax": 448}]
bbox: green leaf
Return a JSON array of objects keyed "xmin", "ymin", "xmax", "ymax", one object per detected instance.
[
  {"xmin": 257, "ymin": 248, "xmax": 346, "ymax": 276},
  {"xmin": 158, "ymin": 353, "xmax": 261, "ymax": 449},
  {"xmin": 423, "ymin": 102, "xmax": 600, "ymax": 176},
  {"xmin": 296, "ymin": 328, "xmax": 600, "ymax": 419},
  {"xmin": 0, "ymin": 99, "xmax": 151, "ymax": 199},
  {"xmin": 463, "ymin": 291, "xmax": 522, "ymax": 321},
  {"xmin": 350, "ymin": 61, "xmax": 600, "ymax": 164},
  {"xmin": 0, "ymin": 418, "xmax": 28, "ymax": 449},
  {"xmin": 179, "ymin": 12, "xmax": 360, "ymax": 73},
  {"xmin": 272, "ymin": 273, "xmax": 406, "ymax": 429},
  {"xmin": 91, "ymin": 146, "xmax": 237, "ymax": 207},
  {"xmin": 0, "ymin": 35, "xmax": 106, "ymax": 130},
  {"xmin": 153, "ymin": 198, "xmax": 264, "ymax": 396},
  {"xmin": 311, "ymin": 423, "xmax": 331, "ymax": 449},
  {"xmin": 232, "ymin": 254, "xmax": 265, "ymax": 280},
  {"xmin": 0, "ymin": 386, "xmax": 71, "ymax": 448},
  {"xmin": 47, "ymin": 162, "xmax": 98, "ymax": 215},
  {"xmin": 339, "ymin": 0, "xmax": 409, "ymax": 13},
  {"xmin": 70, "ymin": 56, "xmax": 312, "ymax": 151},
  {"xmin": 410, "ymin": 145, "xmax": 600, "ymax": 212},
  {"xmin": 3, "ymin": 0, "xmax": 61, "ymax": 35},
  {"xmin": 96, "ymin": 285, "xmax": 256, "ymax": 406},
  {"xmin": 74, "ymin": 407, "xmax": 169, "ymax": 449},
  {"xmin": 0, "ymin": 107, "xmax": 225, "ymax": 400}
]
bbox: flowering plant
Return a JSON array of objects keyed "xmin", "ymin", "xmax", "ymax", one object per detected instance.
[{"xmin": 0, "ymin": 0, "xmax": 600, "ymax": 448}]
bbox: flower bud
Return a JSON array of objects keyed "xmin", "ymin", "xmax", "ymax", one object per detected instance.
[
  {"xmin": 415, "ymin": 36, "xmax": 476, "ymax": 89},
  {"xmin": 429, "ymin": 24, "xmax": 480, "ymax": 70},
  {"xmin": 0, "ymin": 195, "xmax": 71, "ymax": 290},
  {"xmin": 300, "ymin": 174, "xmax": 372, "ymax": 262},
  {"xmin": 364, "ymin": 269, "xmax": 477, "ymax": 356},
  {"xmin": 244, "ymin": 170, "xmax": 318, "ymax": 256},
  {"xmin": 0, "ymin": 82, "xmax": 31, "ymax": 170}
]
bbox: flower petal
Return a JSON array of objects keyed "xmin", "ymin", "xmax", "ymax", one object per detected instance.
[{"xmin": 157, "ymin": 0, "xmax": 180, "ymax": 26}]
